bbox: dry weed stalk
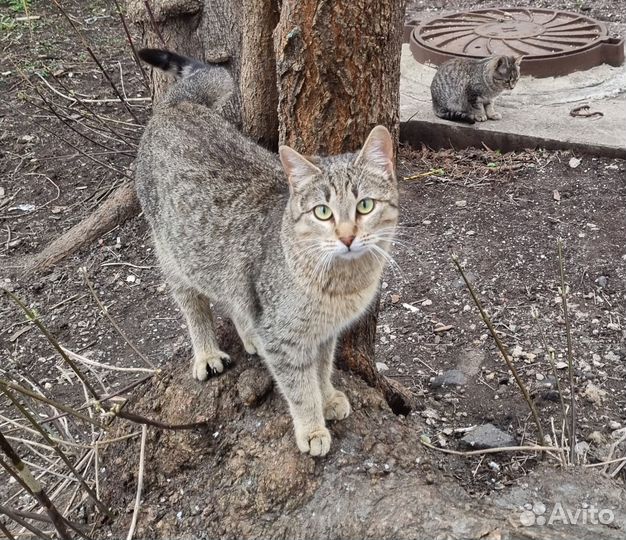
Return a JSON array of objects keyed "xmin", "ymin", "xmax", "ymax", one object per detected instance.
[
  {"xmin": 557, "ymin": 239, "xmax": 577, "ymax": 463},
  {"xmin": 451, "ymin": 254, "xmax": 546, "ymax": 445}
]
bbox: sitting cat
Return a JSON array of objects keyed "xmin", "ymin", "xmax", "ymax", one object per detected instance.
[
  {"xmin": 136, "ymin": 49, "xmax": 399, "ymax": 457},
  {"xmin": 430, "ymin": 55, "xmax": 521, "ymax": 124}
]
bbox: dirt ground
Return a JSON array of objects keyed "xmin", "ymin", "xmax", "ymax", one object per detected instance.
[{"xmin": 1, "ymin": 0, "xmax": 625, "ymax": 538}]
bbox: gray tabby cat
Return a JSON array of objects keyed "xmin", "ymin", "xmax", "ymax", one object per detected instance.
[
  {"xmin": 135, "ymin": 49, "xmax": 398, "ymax": 457},
  {"xmin": 430, "ymin": 55, "xmax": 521, "ymax": 124}
]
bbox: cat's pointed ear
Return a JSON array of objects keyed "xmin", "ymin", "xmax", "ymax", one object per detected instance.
[
  {"xmin": 279, "ymin": 145, "xmax": 322, "ymax": 188},
  {"xmin": 513, "ymin": 55, "xmax": 523, "ymax": 67},
  {"xmin": 354, "ymin": 125, "xmax": 394, "ymax": 178}
]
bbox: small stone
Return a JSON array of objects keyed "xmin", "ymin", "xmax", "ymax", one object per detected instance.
[
  {"xmin": 376, "ymin": 362, "xmax": 389, "ymax": 372},
  {"xmin": 583, "ymin": 382, "xmax": 606, "ymax": 404},
  {"xmin": 587, "ymin": 431, "xmax": 605, "ymax": 445},
  {"xmin": 604, "ymin": 351, "xmax": 620, "ymax": 362},
  {"xmin": 569, "ymin": 156, "xmax": 581, "ymax": 168},
  {"xmin": 455, "ymin": 200, "xmax": 467, "ymax": 207},
  {"xmin": 390, "ymin": 294, "xmax": 400, "ymax": 304},
  {"xmin": 430, "ymin": 369, "xmax": 467, "ymax": 388},
  {"xmin": 421, "ymin": 299, "xmax": 432, "ymax": 306},
  {"xmin": 433, "ymin": 323, "xmax": 454, "ymax": 333},
  {"xmin": 236, "ymin": 367, "xmax": 273, "ymax": 406},
  {"xmin": 126, "ymin": 275, "xmax": 136, "ymax": 283},
  {"xmin": 555, "ymin": 361, "xmax": 568, "ymax": 369},
  {"xmin": 608, "ymin": 421, "xmax": 621, "ymax": 430},
  {"xmin": 596, "ymin": 275, "xmax": 608, "ymax": 288},
  {"xmin": 461, "ymin": 424, "xmax": 517, "ymax": 450},
  {"xmin": 421, "ymin": 408, "xmax": 440, "ymax": 420}
]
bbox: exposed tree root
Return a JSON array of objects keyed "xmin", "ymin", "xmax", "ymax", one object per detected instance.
[{"xmin": 21, "ymin": 182, "xmax": 140, "ymax": 276}]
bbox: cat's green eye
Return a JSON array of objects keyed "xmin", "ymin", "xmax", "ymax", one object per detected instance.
[
  {"xmin": 314, "ymin": 205, "xmax": 333, "ymax": 221},
  {"xmin": 356, "ymin": 198, "xmax": 375, "ymax": 215}
]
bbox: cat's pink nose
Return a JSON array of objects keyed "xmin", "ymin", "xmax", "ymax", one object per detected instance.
[{"xmin": 339, "ymin": 235, "xmax": 355, "ymax": 248}]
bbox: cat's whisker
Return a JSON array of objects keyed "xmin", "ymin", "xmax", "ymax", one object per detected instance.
[{"xmin": 370, "ymin": 244, "xmax": 405, "ymax": 282}]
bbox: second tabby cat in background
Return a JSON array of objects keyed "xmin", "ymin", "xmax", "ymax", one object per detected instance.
[{"xmin": 431, "ymin": 55, "xmax": 522, "ymax": 124}]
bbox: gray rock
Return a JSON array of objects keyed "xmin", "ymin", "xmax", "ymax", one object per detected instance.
[
  {"xmin": 461, "ymin": 424, "xmax": 517, "ymax": 450},
  {"xmin": 237, "ymin": 367, "xmax": 273, "ymax": 406},
  {"xmin": 431, "ymin": 369, "xmax": 467, "ymax": 388},
  {"xmin": 596, "ymin": 275, "xmax": 609, "ymax": 288}
]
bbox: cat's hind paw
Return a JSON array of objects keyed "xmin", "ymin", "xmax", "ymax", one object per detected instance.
[
  {"xmin": 296, "ymin": 426, "xmax": 331, "ymax": 457},
  {"xmin": 192, "ymin": 350, "xmax": 232, "ymax": 381},
  {"xmin": 474, "ymin": 114, "xmax": 488, "ymax": 122},
  {"xmin": 324, "ymin": 391, "xmax": 351, "ymax": 421}
]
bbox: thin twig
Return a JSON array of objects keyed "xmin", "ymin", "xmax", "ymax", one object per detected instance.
[
  {"xmin": 61, "ymin": 347, "xmax": 156, "ymax": 374},
  {"xmin": 0, "ymin": 379, "xmax": 105, "ymax": 429},
  {"xmin": 112, "ymin": 0, "xmax": 151, "ymax": 91},
  {"xmin": 1, "ymin": 388, "xmax": 112, "ymax": 518},
  {"xmin": 0, "ymin": 519, "xmax": 17, "ymax": 540},
  {"xmin": 557, "ymin": 240, "xmax": 577, "ymax": 464},
  {"xmin": 0, "ymin": 437, "xmax": 71, "ymax": 540},
  {"xmin": 49, "ymin": 0, "xmax": 142, "ymax": 124},
  {"xmin": 3, "ymin": 375, "xmax": 153, "ymax": 436},
  {"xmin": 115, "ymin": 408, "xmax": 210, "ymax": 430},
  {"xmin": 0, "ymin": 503, "xmax": 54, "ymax": 540},
  {"xmin": 142, "ymin": 0, "xmax": 167, "ymax": 47},
  {"xmin": 420, "ymin": 438, "xmax": 562, "ymax": 458},
  {"xmin": 126, "ymin": 425, "xmax": 147, "ymax": 540},
  {"xmin": 452, "ymin": 255, "xmax": 546, "ymax": 445},
  {"xmin": 81, "ymin": 270, "xmax": 156, "ymax": 369},
  {"xmin": 17, "ymin": 109, "xmax": 132, "ymax": 179},
  {"xmin": 531, "ymin": 308, "xmax": 570, "ymax": 446},
  {"xmin": 36, "ymin": 73, "xmax": 150, "ymax": 104},
  {"xmin": 1, "ymin": 288, "xmax": 100, "ymax": 400}
]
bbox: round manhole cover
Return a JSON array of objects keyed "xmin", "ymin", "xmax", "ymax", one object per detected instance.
[{"xmin": 408, "ymin": 8, "xmax": 624, "ymax": 78}]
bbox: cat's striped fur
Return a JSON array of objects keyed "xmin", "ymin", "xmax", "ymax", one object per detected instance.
[
  {"xmin": 136, "ymin": 49, "xmax": 398, "ymax": 457},
  {"xmin": 430, "ymin": 55, "xmax": 521, "ymax": 124}
]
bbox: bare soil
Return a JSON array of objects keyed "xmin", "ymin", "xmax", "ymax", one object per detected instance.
[{"xmin": 1, "ymin": 1, "xmax": 625, "ymax": 538}]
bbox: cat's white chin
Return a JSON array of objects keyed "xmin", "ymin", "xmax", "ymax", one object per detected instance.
[{"xmin": 335, "ymin": 247, "xmax": 368, "ymax": 260}]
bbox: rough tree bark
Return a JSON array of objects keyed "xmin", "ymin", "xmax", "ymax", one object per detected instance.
[
  {"xmin": 274, "ymin": 0, "xmax": 412, "ymax": 412},
  {"xmin": 240, "ymin": 0, "xmax": 280, "ymax": 149},
  {"xmin": 274, "ymin": 0, "xmax": 405, "ymax": 152}
]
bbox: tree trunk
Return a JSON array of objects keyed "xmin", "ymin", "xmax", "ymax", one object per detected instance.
[
  {"xmin": 274, "ymin": 0, "xmax": 406, "ymax": 152},
  {"xmin": 240, "ymin": 0, "xmax": 280, "ymax": 149},
  {"xmin": 129, "ymin": 0, "xmax": 279, "ymax": 143},
  {"xmin": 274, "ymin": 0, "xmax": 411, "ymax": 412}
]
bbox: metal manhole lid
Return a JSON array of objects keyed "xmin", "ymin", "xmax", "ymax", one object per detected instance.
[{"xmin": 408, "ymin": 8, "xmax": 625, "ymax": 78}]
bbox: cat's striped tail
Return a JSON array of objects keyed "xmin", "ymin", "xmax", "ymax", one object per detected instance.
[
  {"xmin": 138, "ymin": 48, "xmax": 233, "ymax": 110},
  {"xmin": 435, "ymin": 108, "xmax": 476, "ymax": 125},
  {"xmin": 138, "ymin": 48, "xmax": 206, "ymax": 79}
]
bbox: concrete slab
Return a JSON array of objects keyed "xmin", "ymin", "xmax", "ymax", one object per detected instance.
[{"xmin": 399, "ymin": 30, "xmax": 626, "ymax": 158}]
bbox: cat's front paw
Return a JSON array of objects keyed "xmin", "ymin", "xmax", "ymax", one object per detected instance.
[
  {"xmin": 192, "ymin": 350, "xmax": 231, "ymax": 381},
  {"xmin": 324, "ymin": 391, "xmax": 351, "ymax": 421},
  {"xmin": 474, "ymin": 114, "xmax": 488, "ymax": 122},
  {"xmin": 296, "ymin": 426, "xmax": 331, "ymax": 457},
  {"xmin": 487, "ymin": 112, "xmax": 502, "ymax": 120},
  {"xmin": 242, "ymin": 338, "xmax": 257, "ymax": 355}
]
